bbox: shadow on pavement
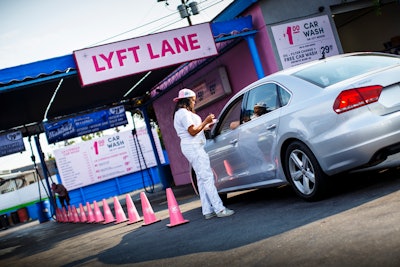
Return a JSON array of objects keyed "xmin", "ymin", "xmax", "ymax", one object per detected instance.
[{"xmin": 89, "ymin": 167, "xmax": 400, "ymax": 265}]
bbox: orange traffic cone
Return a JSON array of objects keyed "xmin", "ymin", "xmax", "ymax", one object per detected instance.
[
  {"xmin": 102, "ymin": 199, "xmax": 116, "ymax": 224},
  {"xmin": 166, "ymin": 188, "xmax": 189, "ymax": 227},
  {"xmin": 79, "ymin": 203, "xmax": 87, "ymax": 223},
  {"xmin": 68, "ymin": 206, "xmax": 74, "ymax": 223},
  {"xmin": 93, "ymin": 201, "xmax": 105, "ymax": 223},
  {"xmin": 126, "ymin": 194, "xmax": 142, "ymax": 225},
  {"xmin": 86, "ymin": 202, "xmax": 95, "ymax": 223},
  {"xmin": 224, "ymin": 159, "xmax": 234, "ymax": 176},
  {"xmin": 62, "ymin": 207, "xmax": 68, "ymax": 223},
  {"xmin": 55, "ymin": 208, "xmax": 62, "ymax": 223},
  {"xmin": 72, "ymin": 205, "xmax": 80, "ymax": 223},
  {"xmin": 113, "ymin": 197, "xmax": 128, "ymax": 224},
  {"xmin": 140, "ymin": 192, "xmax": 160, "ymax": 226}
]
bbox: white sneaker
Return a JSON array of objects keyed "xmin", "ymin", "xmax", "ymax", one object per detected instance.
[
  {"xmin": 204, "ymin": 212, "xmax": 216, "ymax": 220},
  {"xmin": 216, "ymin": 208, "xmax": 235, "ymax": 218}
]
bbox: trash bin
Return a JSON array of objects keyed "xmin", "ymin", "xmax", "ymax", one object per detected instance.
[
  {"xmin": 10, "ymin": 211, "xmax": 19, "ymax": 225},
  {"xmin": 36, "ymin": 200, "xmax": 52, "ymax": 223},
  {"xmin": 17, "ymin": 207, "xmax": 29, "ymax": 223}
]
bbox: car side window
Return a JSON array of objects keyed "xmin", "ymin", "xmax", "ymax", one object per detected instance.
[
  {"xmin": 217, "ymin": 96, "xmax": 243, "ymax": 134},
  {"xmin": 243, "ymin": 83, "xmax": 280, "ymax": 121},
  {"xmin": 278, "ymin": 86, "xmax": 291, "ymax": 106}
]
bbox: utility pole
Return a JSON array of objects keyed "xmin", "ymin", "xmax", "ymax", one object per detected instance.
[{"xmin": 157, "ymin": 0, "xmax": 199, "ymax": 26}]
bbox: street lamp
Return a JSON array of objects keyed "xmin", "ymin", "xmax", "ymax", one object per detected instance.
[{"xmin": 157, "ymin": 0, "xmax": 200, "ymax": 26}]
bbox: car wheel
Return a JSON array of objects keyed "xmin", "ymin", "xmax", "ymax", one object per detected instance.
[
  {"xmin": 284, "ymin": 141, "xmax": 328, "ymax": 201},
  {"xmin": 190, "ymin": 168, "xmax": 199, "ymax": 195},
  {"xmin": 218, "ymin": 192, "xmax": 228, "ymax": 204}
]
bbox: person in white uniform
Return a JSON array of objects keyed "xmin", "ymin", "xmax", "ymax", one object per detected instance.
[{"xmin": 173, "ymin": 88, "xmax": 234, "ymax": 219}]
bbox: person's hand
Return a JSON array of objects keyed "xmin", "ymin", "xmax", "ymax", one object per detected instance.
[{"xmin": 205, "ymin": 114, "xmax": 215, "ymax": 124}]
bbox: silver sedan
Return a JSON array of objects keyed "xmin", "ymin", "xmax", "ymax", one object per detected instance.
[{"xmin": 203, "ymin": 52, "xmax": 400, "ymax": 201}]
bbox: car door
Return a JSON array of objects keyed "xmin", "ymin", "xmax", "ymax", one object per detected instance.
[
  {"xmin": 205, "ymin": 96, "xmax": 247, "ymax": 191},
  {"xmin": 236, "ymin": 83, "xmax": 283, "ymax": 185}
]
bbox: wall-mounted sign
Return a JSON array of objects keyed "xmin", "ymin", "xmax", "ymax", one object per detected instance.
[
  {"xmin": 271, "ymin": 15, "xmax": 340, "ymax": 69},
  {"xmin": 74, "ymin": 23, "xmax": 218, "ymax": 86},
  {"xmin": 53, "ymin": 128, "xmax": 165, "ymax": 190},
  {"xmin": 0, "ymin": 130, "xmax": 25, "ymax": 157},
  {"xmin": 44, "ymin": 105, "xmax": 128, "ymax": 144},
  {"xmin": 190, "ymin": 66, "xmax": 232, "ymax": 110}
]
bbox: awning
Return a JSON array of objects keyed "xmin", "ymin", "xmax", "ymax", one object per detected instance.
[
  {"xmin": 0, "ymin": 12, "xmax": 256, "ymax": 137},
  {"xmin": 0, "ymin": 56, "xmax": 181, "ymax": 136}
]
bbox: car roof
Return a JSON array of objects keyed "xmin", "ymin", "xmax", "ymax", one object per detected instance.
[
  {"xmin": 222, "ymin": 52, "xmax": 400, "ymax": 109},
  {"xmin": 276, "ymin": 51, "xmax": 400, "ymax": 75}
]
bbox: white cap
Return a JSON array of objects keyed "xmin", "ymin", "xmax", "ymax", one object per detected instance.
[
  {"xmin": 254, "ymin": 102, "xmax": 267, "ymax": 108},
  {"xmin": 173, "ymin": 88, "xmax": 196, "ymax": 102}
]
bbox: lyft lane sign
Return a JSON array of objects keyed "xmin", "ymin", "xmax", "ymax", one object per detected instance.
[{"xmin": 73, "ymin": 23, "xmax": 218, "ymax": 86}]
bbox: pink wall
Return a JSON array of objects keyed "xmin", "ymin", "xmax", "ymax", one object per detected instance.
[{"xmin": 153, "ymin": 3, "xmax": 279, "ymax": 185}]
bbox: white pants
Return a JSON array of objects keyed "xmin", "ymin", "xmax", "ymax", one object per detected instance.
[{"xmin": 181, "ymin": 142, "xmax": 225, "ymax": 215}]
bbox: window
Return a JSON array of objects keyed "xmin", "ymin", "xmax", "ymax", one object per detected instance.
[
  {"xmin": 217, "ymin": 96, "xmax": 243, "ymax": 134},
  {"xmin": 278, "ymin": 86, "xmax": 291, "ymax": 106},
  {"xmin": 293, "ymin": 54, "xmax": 400, "ymax": 87},
  {"xmin": 244, "ymin": 83, "xmax": 280, "ymax": 121}
]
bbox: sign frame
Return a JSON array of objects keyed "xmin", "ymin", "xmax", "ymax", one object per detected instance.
[{"xmin": 74, "ymin": 23, "xmax": 218, "ymax": 86}]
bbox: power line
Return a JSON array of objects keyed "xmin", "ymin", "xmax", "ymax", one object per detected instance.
[
  {"xmin": 90, "ymin": 0, "xmax": 228, "ymax": 46},
  {"xmin": 89, "ymin": 8, "xmax": 178, "ymax": 46}
]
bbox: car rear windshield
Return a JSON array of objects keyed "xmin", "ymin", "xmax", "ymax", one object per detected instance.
[{"xmin": 292, "ymin": 54, "xmax": 400, "ymax": 87}]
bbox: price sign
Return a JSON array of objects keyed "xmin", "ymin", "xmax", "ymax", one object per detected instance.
[{"xmin": 271, "ymin": 15, "xmax": 340, "ymax": 69}]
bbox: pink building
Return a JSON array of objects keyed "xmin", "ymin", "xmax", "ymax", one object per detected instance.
[{"xmin": 153, "ymin": 3, "xmax": 279, "ymax": 186}]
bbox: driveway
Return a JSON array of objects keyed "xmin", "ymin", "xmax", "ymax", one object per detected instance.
[{"xmin": 1, "ymin": 167, "xmax": 400, "ymax": 267}]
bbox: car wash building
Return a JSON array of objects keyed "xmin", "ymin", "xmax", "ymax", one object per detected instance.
[{"xmin": 152, "ymin": 0, "xmax": 400, "ymax": 186}]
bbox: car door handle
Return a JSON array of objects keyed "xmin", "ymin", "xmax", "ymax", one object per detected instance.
[
  {"xmin": 266, "ymin": 124, "xmax": 276, "ymax": 130},
  {"xmin": 229, "ymin": 139, "xmax": 238, "ymax": 145}
]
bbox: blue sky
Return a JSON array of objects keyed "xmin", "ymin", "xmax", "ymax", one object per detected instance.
[
  {"xmin": 0, "ymin": 0, "xmax": 233, "ymax": 171},
  {"xmin": 0, "ymin": 0, "xmax": 233, "ymax": 69}
]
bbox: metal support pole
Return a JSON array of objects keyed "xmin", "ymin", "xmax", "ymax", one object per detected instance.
[
  {"xmin": 244, "ymin": 34, "xmax": 265, "ymax": 79},
  {"xmin": 140, "ymin": 106, "xmax": 171, "ymax": 189},
  {"xmin": 34, "ymin": 135, "xmax": 56, "ymax": 214}
]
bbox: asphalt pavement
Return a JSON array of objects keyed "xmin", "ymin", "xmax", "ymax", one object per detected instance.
[{"xmin": 1, "ymin": 167, "xmax": 400, "ymax": 267}]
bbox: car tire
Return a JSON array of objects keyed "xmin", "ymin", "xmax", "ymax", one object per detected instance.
[
  {"xmin": 284, "ymin": 141, "xmax": 328, "ymax": 201},
  {"xmin": 190, "ymin": 168, "xmax": 199, "ymax": 196},
  {"xmin": 218, "ymin": 192, "xmax": 228, "ymax": 204}
]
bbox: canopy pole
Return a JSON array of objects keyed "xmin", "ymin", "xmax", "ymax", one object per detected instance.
[
  {"xmin": 140, "ymin": 106, "xmax": 170, "ymax": 189},
  {"xmin": 244, "ymin": 34, "xmax": 265, "ymax": 79},
  {"xmin": 34, "ymin": 135, "xmax": 55, "ymax": 214}
]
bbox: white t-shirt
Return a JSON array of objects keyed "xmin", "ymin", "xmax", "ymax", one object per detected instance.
[{"xmin": 174, "ymin": 108, "xmax": 206, "ymax": 145}]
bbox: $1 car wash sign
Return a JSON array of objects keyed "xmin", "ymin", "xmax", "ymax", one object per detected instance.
[
  {"xmin": 74, "ymin": 23, "xmax": 218, "ymax": 86},
  {"xmin": 271, "ymin": 15, "xmax": 340, "ymax": 69}
]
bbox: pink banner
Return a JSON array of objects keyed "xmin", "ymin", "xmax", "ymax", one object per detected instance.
[{"xmin": 74, "ymin": 23, "xmax": 218, "ymax": 86}]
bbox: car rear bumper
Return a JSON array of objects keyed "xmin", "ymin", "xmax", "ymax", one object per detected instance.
[{"xmin": 313, "ymin": 111, "xmax": 400, "ymax": 175}]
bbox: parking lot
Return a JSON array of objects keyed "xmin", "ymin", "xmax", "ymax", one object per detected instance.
[{"xmin": 1, "ymin": 165, "xmax": 400, "ymax": 267}]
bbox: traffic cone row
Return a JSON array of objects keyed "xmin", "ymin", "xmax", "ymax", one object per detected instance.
[{"xmin": 55, "ymin": 188, "xmax": 189, "ymax": 228}]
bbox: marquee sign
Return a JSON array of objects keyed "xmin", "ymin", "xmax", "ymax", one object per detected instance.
[
  {"xmin": 54, "ymin": 129, "xmax": 165, "ymax": 190},
  {"xmin": 0, "ymin": 130, "xmax": 25, "ymax": 157},
  {"xmin": 74, "ymin": 23, "xmax": 218, "ymax": 86},
  {"xmin": 44, "ymin": 105, "xmax": 128, "ymax": 144}
]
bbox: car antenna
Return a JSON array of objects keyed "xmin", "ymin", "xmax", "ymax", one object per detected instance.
[{"xmin": 319, "ymin": 51, "xmax": 326, "ymax": 60}]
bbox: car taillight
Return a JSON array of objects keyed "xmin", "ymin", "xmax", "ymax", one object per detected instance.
[{"xmin": 333, "ymin": 85, "xmax": 383, "ymax": 114}]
